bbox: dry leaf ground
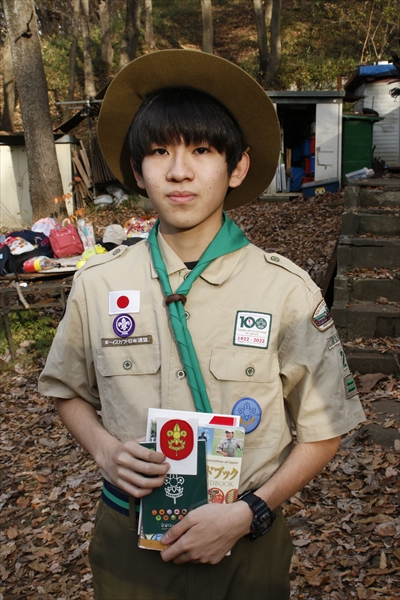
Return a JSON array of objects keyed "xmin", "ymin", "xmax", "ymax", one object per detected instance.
[{"xmin": 0, "ymin": 354, "xmax": 398, "ymax": 600}]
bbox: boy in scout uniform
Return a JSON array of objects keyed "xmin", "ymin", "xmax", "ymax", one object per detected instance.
[
  {"xmin": 216, "ymin": 430, "xmax": 244, "ymax": 457},
  {"xmin": 39, "ymin": 50, "xmax": 365, "ymax": 600}
]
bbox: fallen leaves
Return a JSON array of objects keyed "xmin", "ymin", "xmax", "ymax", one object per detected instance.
[
  {"xmin": 0, "ymin": 367, "xmax": 398, "ymax": 599},
  {"xmin": 0, "ymin": 367, "xmax": 100, "ymax": 599},
  {"xmin": 228, "ymin": 193, "xmax": 344, "ymax": 286}
]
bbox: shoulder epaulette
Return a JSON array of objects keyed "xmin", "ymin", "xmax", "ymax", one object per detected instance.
[
  {"xmin": 74, "ymin": 245, "xmax": 129, "ymax": 279},
  {"xmin": 264, "ymin": 252, "xmax": 320, "ymax": 294}
]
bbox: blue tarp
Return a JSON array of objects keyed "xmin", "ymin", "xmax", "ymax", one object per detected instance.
[{"xmin": 359, "ymin": 64, "xmax": 398, "ymax": 78}]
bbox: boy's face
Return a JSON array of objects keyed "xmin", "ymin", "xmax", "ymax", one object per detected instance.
[{"xmin": 132, "ymin": 142, "xmax": 249, "ymax": 237}]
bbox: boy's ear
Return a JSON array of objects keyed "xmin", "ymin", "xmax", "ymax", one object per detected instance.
[
  {"xmin": 228, "ymin": 152, "xmax": 250, "ymax": 189},
  {"xmin": 130, "ymin": 157, "xmax": 146, "ymax": 190}
]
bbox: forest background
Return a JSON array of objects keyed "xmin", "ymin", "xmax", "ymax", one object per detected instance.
[
  {"xmin": 0, "ymin": 0, "xmax": 398, "ymax": 220},
  {"xmin": 1, "ymin": 0, "xmax": 399, "ymax": 132}
]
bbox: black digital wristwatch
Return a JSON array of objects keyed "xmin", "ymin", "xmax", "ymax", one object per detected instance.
[{"xmin": 238, "ymin": 491, "xmax": 276, "ymax": 541}]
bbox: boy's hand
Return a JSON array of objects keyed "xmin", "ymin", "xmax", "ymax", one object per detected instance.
[
  {"xmin": 160, "ymin": 501, "xmax": 253, "ymax": 564},
  {"xmin": 101, "ymin": 438, "xmax": 170, "ymax": 498}
]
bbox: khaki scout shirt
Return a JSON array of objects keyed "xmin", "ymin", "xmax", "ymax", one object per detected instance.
[
  {"xmin": 39, "ymin": 233, "xmax": 365, "ymax": 493},
  {"xmin": 216, "ymin": 437, "xmax": 244, "ymax": 457}
]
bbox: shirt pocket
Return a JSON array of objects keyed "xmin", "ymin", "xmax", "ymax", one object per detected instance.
[
  {"xmin": 94, "ymin": 346, "xmax": 162, "ymax": 438},
  {"xmin": 209, "ymin": 348, "xmax": 284, "ymax": 449},
  {"xmin": 95, "ymin": 345, "xmax": 161, "ymax": 377}
]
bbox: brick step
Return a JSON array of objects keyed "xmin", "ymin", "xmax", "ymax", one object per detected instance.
[
  {"xmin": 346, "ymin": 349, "xmax": 400, "ymax": 375},
  {"xmin": 334, "ymin": 275, "xmax": 400, "ymax": 303},
  {"xmin": 341, "ymin": 211, "xmax": 400, "ymax": 237},
  {"xmin": 345, "ymin": 186, "xmax": 400, "ymax": 210},
  {"xmin": 337, "ymin": 236, "xmax": 400, "ymax": 270},
  {"xmin": 331, "ymin": 301, "xmax": 400, "ymax": 340}
]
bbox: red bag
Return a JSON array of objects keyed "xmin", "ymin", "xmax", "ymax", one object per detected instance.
[{"xmin": 49, "ymin": 224, "xmax": 84, "ymax": 258}]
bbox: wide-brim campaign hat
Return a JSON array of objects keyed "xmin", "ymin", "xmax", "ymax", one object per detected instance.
[{"xmin": 98, "ymin": 49, "xmax": 280, "ymax": 211}]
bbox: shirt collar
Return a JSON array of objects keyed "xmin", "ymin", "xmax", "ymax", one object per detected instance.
[{"xmin": 149, "ymin": 230, "xmax": 246, "ymax": 286}]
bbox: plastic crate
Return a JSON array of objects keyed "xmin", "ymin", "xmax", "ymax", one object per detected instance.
[
  {"xmin": 302, "ymin": 139, "xmax": 311, "ymax": 156},
  {"xmin": 301, "ymin": 177, "xmax": 339, "ymax": 198}
]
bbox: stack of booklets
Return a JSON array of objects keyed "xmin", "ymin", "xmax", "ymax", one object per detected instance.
[{"xmin": 139, "ymin": 409, "xmax": 245, "ymax": 551}]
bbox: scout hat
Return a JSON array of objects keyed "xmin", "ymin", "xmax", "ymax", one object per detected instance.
[{"xmin": 98, "ymin": 49, "xmax": 280, "ymax": 211}]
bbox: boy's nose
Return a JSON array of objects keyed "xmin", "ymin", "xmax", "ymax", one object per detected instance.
[{"xmin": 166, "ymin": 149, "xmax": 194, "ymax": 181}]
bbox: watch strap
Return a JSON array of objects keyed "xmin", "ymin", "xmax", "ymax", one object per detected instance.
[{"xmin": 239, "ymin": 491, "xmax": 276, "ymax": 541}]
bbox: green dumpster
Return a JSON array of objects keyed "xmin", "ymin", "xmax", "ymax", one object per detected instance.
[{"xmin": 342, "ymin": 114, "xmax": 384, "ymax": 184}]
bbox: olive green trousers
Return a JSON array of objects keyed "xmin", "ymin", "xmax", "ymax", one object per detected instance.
[{"xmin": 89, "ymin": 499, "xmax": 293, "ymax": 600}]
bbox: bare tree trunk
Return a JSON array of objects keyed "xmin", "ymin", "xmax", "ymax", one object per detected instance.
[
  {"xmin": 35, "ymin": 0, "xmax": 53, "ymax": 35},
  {"xmin": 2, "ymin": 33, "xmax": 15, "ymax": 132},
  {"xmin": 80, "ymin": 0, "xmax": 97, "ymax": 97},
  {"xmin": 119, "ymin": 0, "xmax": 141, "ymax": 70},
  {"xmin": 265, "ymin": 0, "xmax": 273, "ymax": 21},
  {"xmin": 264, "ymin": 0, "xmax": 282, "ymax": 88},
  {"xmin": 100, "ymin": 0, "xmax": 113, "ymax": 69},
  {"xmin": 65, "ymin": 0, "xmax": 81, "ymax": 119},
  {"xmin": 144, "ymin": 0, "xmax": 155, "ymax": 50},
  {"xmin": 201, "ymin": 0, "xmax": 213, "ymax": 54},
  {"xmin": 3, "ymin": 0, "xmax": 64, "ymax": 221},
  {"xmin": 253, "ymin": 0, "xmax": 268, "ymax": 76}
]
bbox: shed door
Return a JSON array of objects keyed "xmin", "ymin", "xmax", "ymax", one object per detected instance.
[{"xmin": 315, "ymin": 102, "xmax": 342, "ymax": 181}]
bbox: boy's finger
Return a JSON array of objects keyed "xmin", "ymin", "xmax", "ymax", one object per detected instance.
[
  {"xmin": 124, "ymin": 440, "xmax": 166, "ymax": 463},
  {"xmin": 161, "ymin": 517, "xmax": 191, "ymax": 547}
]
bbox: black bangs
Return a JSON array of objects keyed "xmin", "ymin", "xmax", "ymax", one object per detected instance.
[{"xmin": 128, "ymin": 87, "xmax": 244, "ymax": 175}]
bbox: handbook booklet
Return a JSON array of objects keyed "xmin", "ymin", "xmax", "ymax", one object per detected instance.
[{"xmin": 138, "ymin": 408, "xmax": 245, "ymax": 551}]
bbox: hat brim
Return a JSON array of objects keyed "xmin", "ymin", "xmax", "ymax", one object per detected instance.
[{"xmin": 98, "ymin": 50, "xmax": 280, "ymax": 211}]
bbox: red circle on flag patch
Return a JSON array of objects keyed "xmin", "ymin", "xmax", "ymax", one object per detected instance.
[
  {"xmin": 117, "ymin": 295, "xmax": 129, "ymax": 309},
  {"xmin": 159, "ymin": 419, "xmax": 194, "ymax": 460}
]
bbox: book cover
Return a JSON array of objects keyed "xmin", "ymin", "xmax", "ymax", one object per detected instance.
[
  {"xmin": 199, "ymin": 425, "xmax": 245, "ymax": 505},
  {"xmin": 138, "ymin": 440, "xmax": 208, "ymax": 551}
]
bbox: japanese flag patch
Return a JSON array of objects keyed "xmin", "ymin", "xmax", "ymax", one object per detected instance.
[
  {"xmin": 109, "ymin": 290, "xmax": 140, "ymax": 315},
  {"xmin": 312, "ymin": 300, "xmax": 334, "ymax": 332}
]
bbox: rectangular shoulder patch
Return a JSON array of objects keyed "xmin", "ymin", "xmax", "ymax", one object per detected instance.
[
  {"xmin": 233, "ymin": 311, "xmax": 271, "ymax": 349},
  {"xmin": 344, "ymin": 374, "xmax": 358, "ymax": 399},
  {"xmin": 327, "ymin": 331, "xmax": 341, "ymax": 350}
]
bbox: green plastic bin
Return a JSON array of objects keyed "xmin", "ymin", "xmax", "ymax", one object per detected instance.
[{"xmin": 342, "ymin": 115, "xmax": 384, "ymax": 185}]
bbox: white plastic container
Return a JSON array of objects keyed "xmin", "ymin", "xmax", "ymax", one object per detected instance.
[{"xmin": 345, "ymin": 167, "xmax": 375, "ymax": 183}]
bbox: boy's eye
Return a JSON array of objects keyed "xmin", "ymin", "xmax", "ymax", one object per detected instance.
[
  {"xmin": 151, "ymin": 148, "xmax": 168, "ymax": 156},
  {"xmin": 194, "ymin": 147, "xmax": 210, "ymax": 155}
]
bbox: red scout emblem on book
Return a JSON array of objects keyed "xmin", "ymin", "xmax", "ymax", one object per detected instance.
[{"xmin": 160, "ymin": 420, "xmax": 194, "ymax": 460}]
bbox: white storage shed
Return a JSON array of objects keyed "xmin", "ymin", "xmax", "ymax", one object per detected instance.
[
  {"xmin": 344, "ymin": 63, "xmax": 400, "ymax": 168},
  {"xmin": 0, "ymin": 134, "xmax": 77, "ymax": 230},
  {"xmin": 265, "ymin": 91, "xmax": 345, "ymax": 194}
]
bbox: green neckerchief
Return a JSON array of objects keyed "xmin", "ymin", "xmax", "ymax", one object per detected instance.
[{"xmin": 148, "ymin": 211, "xmax": 249, "ymax": 413}]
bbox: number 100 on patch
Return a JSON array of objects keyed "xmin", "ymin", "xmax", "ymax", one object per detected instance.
[{"xmin": 233, "ymin": 311, "xmax": 272, "ymax": 349}]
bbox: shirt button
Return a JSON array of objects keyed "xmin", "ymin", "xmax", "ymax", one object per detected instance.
[
  {"xmin": 185, "ymin": 311, "xmax": 190, "ymax": 320},
  {"xmin": 113, "ymin": 248, "xmax": 120, "ymax": 256},
  {"xmin": 123, "ymin": 360, "xmax": 132, "ymax": 370},
  {"xmin": 246, "ymin": 366, "xmax": 255, "ymax": 377},
  {"xmin": 183, "ymin": 273, "xmax": 190, "ymax": 280},
  {"xmin": 271, "ymin": 256, "xmax": 279, "ymax": 262},
  {"xmin": 176, "ymin": 369, "xmax": 186, "ymax": 380}
]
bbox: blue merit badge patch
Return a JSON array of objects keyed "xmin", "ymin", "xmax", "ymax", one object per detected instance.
[
  {"xmin": 232, "ymin": 397, "xmax": 262, "ymax": 433},
  {"xmin": 312, "ymin": 300, "xmax": 334, "ymax": 332}
]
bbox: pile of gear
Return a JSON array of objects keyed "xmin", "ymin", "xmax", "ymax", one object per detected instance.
[{"xmin": 0, "ymin": 216, "xmax": 157, "ymax": 276}]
